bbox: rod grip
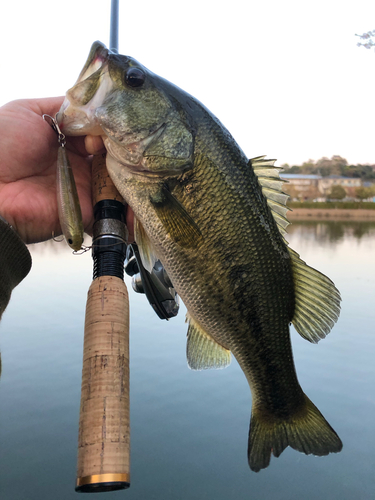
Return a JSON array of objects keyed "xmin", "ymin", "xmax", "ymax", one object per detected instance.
[
  {"xmin": 91, "ymin": 152, "xmax": 124, "ymax": 205},
  {"xmin": 76, "ymin": 276, "xmax": 130, "ymax": 492},
  {"xmin": 76, "ymin": 154, "xmax": 130, "ymax": 492}
]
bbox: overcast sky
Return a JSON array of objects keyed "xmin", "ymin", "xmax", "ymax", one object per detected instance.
[{"xmin": 1, "ymin": 0, "xmax": 374, "ymax": 166}]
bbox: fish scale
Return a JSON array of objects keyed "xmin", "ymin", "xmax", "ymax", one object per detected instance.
[
  {"xmin": 58, "ymin": 40, "xmax": 342, "ymax": 472},
  {"xmin": 156, "ymin": 150, "xmax": 299, "ymax": 415}
]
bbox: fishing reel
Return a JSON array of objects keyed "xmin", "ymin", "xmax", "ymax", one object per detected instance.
[{"xmin": 125, "ymin": 243, "xmax": 179, "ymax": 320}]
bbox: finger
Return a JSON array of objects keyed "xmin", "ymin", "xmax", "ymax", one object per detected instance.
[
  {"xmin": 31, "ymin": 96, "xmax": 65, "ymax": 117},
  {"xmin": 31, "ymin": 97, "xmax": 91, "ymax": 158},
  {"xmin": 66, "ymin": 136, "xmax": 89, "ymax": 157},
  {"xmin": 85, "ymin": 135, "xmax": 106, "ymax": 155}
]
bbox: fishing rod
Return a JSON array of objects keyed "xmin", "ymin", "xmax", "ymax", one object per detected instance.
[
  {"xmin": 75, "ymin": 1, "xmax": 180, "ymax": 491},
  {"xmin": 75, "ymin": 0, "xmax": 130, "ymax": 492}
]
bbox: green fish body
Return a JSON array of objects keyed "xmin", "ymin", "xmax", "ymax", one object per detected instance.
[{"xmin": 58, "ymin": 42, "xmax": 342, "ymax": 471}]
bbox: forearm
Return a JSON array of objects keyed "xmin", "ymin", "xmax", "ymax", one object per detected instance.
[{"xmin": 0, "ymin": 216, "xmax": 31, "ymax": 318}]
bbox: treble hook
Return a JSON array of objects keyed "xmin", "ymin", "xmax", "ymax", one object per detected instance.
[{"xmin": 42, "ymin": 113, "xmax": 66, "ymax": 147}]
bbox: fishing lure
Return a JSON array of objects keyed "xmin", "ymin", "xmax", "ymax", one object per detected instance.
[{"xmin": 43, "ymin": 114, "xmax": 84, "ymax": 251}]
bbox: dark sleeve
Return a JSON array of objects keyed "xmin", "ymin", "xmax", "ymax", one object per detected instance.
[{"xmin": 0, "ymin": 216, "xmax": 32, "ymax": 319}]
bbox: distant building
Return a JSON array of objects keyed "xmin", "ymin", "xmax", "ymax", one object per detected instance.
[
  {"xmin": 319, "ymin": 175, "xmax": 361, "ymax": 194},
  {"xmin": 280, "ymin": 174, "xmax": 321, "ymax": 191},
  {"xmin": 280, "ymin": 174, "xmax": 321, "ymax": 201},
  {"xmin": 280, "ymin": 173, "xmax": 362, "ymax": 198}
]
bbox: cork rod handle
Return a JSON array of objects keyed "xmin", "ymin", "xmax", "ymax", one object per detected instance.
[
  {"xmin": 75, "ymin": 154, "xmax": 130, "ymax": 493},
  {"xmin": 91, "ymin": 152, "xmax": 124, "ymax": 205}
]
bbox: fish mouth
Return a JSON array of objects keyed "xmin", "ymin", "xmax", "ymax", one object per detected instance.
[
  {"xmin": 75, "ymin": 41, "xmax": 109, "ymax": 85},
  {"xmin": 57, "ymin": 41, "xmax": 112, "ymax": 136}
]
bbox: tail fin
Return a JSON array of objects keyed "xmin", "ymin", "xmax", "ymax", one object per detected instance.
[{"xmin": 248, "ymin": 394, "xmax": 342, "ymax": 472}]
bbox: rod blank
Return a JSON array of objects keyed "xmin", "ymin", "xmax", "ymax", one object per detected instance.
[{"xmin": 109, "ymin": 0, "xmax": 119, "ymax": 53}]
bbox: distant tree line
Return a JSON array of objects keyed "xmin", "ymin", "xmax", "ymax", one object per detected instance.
[
  {"xmin": 326, "ymin": 185, "xmax": 375, "ymax": 201},
  {"xmin": 281, "ymin": 156, "xmax": 375, "ymax": 181},
  {"xmin": 355, "ymin": 30, "xmax": 375, "ymax": 51}
]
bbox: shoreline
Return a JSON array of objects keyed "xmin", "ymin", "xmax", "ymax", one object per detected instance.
[{"xmin": 288, "ymin": 208, "xmax": 375, "ymax": 220}]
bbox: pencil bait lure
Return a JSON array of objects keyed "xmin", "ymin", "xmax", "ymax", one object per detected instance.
[{"xmin": 43, "ymin": 114, "xmax": 84, "ymax": 251}]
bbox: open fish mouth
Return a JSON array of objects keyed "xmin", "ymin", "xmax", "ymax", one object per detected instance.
[
  {"xmin": 75, "ymin": 41, "xmax": 109, "ymax": 84},
  {"xmin": 57, "ymin": 42, "xmax": 113, "ymax": 136}
]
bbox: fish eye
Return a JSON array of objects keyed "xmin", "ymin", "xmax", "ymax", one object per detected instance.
[{"xmin": 125, "ymin": 67, "xmax": 145, "ymax": 87}]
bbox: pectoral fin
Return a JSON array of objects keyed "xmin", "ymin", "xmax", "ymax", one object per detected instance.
[
  {"xmin": 134, "ymin": 217, "xmax": 158, "ymax": 273},
  {"xmin": 150, "ymin": 186, "xmax": 202, "ymax": 247},
  {"xmin": 186, "ymin": 314, "xmax": 231, "ymax": 370}
]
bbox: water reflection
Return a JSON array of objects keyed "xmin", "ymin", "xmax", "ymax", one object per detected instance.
[
  {"xmin": 25, "ymin": 222, "xmax": 375, "ymax": 253},
  {"xmin": 1, "ymin": 220, "xmax": 374, "ymax": 500},
  {"xmin": 287, "ymin": 220, "xmax": 375, "ymax": 244}
]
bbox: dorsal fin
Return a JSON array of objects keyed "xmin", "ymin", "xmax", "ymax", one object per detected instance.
[
  {"xmin": 287, "ymin": 246, "xmax": 341, "ymax": 343},
  {"xmin": 250, "ymin": 156, "xmax": 341, "ymax": 342},
  {"xmin": 250, "ymin": 156, "xmax": 291, "ymax": 236}
]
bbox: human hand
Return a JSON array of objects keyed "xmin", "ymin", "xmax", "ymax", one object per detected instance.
[
  {"xmin": 0, "ymin": 97, "xmax": 93, "ymax": 243},
  {"xmin": 0, "ymin": 97, "xmax": 134, "ymax": 244}
]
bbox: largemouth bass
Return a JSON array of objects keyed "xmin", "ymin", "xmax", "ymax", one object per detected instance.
[{"xmin": 58, "ymin": 41, "xmax": 342, "ymax": 471}]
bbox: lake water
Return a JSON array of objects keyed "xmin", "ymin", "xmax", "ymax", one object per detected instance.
[{"xmin": 0, "ymin": 220, "xmax": 374, "ymax": 500}]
